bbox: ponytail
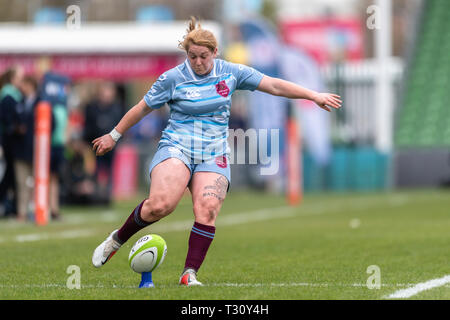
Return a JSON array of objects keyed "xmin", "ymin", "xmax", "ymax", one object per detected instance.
[
  {"xmin": 187, "ymin": 16, "xmax": 200, "ymax": 33},
  {"xmin": 178, "ymin": 16, "xmax": 217, "ymax": 53}
]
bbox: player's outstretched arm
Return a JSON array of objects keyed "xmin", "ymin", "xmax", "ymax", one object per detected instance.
[
  {"xmin": 256, "ymin": 75, "xmax": 342, "ymax": 112},
  {"xmin": 92, "ymin": 99, "xmax": 152, "ymax": 156}
]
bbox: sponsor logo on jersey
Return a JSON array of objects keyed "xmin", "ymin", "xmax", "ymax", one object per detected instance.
[{"xmin": 186, "ymin": 88, "xmax": 201, "ymax": 99}]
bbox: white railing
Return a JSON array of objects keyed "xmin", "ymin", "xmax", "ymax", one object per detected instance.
[{"xmin": 321, "ymin": 57, "xmax": 404, "ymax": 146}]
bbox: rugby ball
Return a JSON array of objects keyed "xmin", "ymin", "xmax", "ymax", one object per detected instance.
[{"xmin": 128, "ymin": 234, "xmax": 167, "ymax": 273}]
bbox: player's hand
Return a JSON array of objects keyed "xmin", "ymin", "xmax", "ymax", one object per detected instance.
[
  {"xmin": 312, "ymin": 93, "xmax": 342, "ymax": 112},
  {"xmin": 92, "ymin": 134, "xmax": 116, "ymax": 156}
]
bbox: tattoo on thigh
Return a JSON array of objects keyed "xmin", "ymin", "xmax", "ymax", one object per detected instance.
[
  {"xmin": 202, "ymin": 192, "xmax": 223, "ymax": 201},
  {"xmin": 203, "ymin": 176, "xmax": 228, "ymax": 201}
]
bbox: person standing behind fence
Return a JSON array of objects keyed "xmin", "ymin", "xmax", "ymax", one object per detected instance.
[
  {"xmin": 0, "ymin": 65, "xmax": 24, "ymax": 218},
  {"xmin": 83, "ymin": 81, "xmax": 123, "ymax": 205},
  {"xmin": 12, "ymin": 76, "xmax": 39, "ymax": 222}
]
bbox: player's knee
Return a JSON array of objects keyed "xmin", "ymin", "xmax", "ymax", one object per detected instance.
[
  {"xmin": 194, "ymin": 199, "xmax": 219, "ymax": 225},
  {"xmin": 141, "ymin": 195, "xmax": 175, "ymax": 221}
]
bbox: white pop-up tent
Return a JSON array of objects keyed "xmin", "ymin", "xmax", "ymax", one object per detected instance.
[
  {"xmin": 0, "ymin": 21, "xmax": 222, "ymax": 79},
  {"xmin": 0, "ymin": 21, "xmax": 222, "ymax": 54}
]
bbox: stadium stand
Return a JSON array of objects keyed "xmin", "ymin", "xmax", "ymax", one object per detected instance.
[{"xmin": 395, "ymin": 0, "xmax": 450, "ymax": 147}]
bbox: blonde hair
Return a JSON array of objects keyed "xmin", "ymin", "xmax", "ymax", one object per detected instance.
[{"xmin": 178, "ymin": 16, "xmax": 218, "ymax": 53}]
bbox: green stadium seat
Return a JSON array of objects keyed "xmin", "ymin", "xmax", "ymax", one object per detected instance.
[{"xmin": 395, "ymin": 0, "xmax": 450, "ymax": 148}]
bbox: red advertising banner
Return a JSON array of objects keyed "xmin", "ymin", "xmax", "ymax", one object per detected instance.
[
  {"xmin": 280, "ymin": 18, "xmax": 363, "ymax": 65},
  {"xmin": 112, "ymin": 144, "xmax": 139, "ymax": 200},
  {"xmin": 0, "ymin": 54, "xmax": 181, "ymax": 80}
]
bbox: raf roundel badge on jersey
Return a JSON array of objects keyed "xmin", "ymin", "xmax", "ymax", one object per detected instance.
[{"xmin": 215, "ymin": 80, "xmax": 230, "ymax": 98}]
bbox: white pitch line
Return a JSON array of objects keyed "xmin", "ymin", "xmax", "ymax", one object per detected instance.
[
  {"xmin": 0, "ymin": 192, "xmax": 428, "ymax": 244},
  {"xmin": 210, "ymin": 282, "xmax": 450, "ymax": 289},
  {"xmin": 3, "ymin": 206, "xmax": 295, "ymax": 244},
  {"xmin": 3, "ymin": 192, "xmax": 410, "ymax": 228},
  {"xmin": 132, "ymin": 206, "xmax": 297, "ymax": 234},
  {"xmin": 385, "ymin": 275, "xmax": 450, "ymax": 299},
  {"xmin": 13, "ymin": 229, "xmax": 97, "ymax": 243},
  {"xmin": 2, "ymin": 282, "xmax": 449, "ymax": 290}
]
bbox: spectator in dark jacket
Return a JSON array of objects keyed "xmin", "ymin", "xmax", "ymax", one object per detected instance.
[
  {"xmin": 13, "ymin": 75, "xmax": 39, "ymax": 221},
  {"xmin": 0, "ymin": 65, "xmax": 24, "ymax": 218},
  {"xmin": 83, "ymin": 81, "xmax": 123, "ymax": 204}
]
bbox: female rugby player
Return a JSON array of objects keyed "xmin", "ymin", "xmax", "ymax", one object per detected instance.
[{"xmin": 91, "ymin": 17, "xmax": 342, "ymax": 286}]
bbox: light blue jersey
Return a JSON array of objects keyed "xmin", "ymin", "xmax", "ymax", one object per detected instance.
[{"xmin": 143, "ymin": 58, "xmax": 264, "ymax": 163}]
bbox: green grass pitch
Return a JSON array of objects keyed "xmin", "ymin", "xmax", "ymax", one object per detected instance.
[{"xmin": 0, "ymin": 189, "xmax": 449, "ymax": 300}]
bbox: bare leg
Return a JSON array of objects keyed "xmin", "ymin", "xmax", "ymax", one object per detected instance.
[
  {"xmin": 116, "ymin": 158, "xmax": 191, "ymax": 243},
  {"xmin": 183, "ymin": 172, "xmax": 228, "ymax": 273},
  {"xmin": 190, "ymin": 172, "xmax": 228, "ymax": 225}
]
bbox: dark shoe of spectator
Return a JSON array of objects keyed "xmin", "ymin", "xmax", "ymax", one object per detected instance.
[{"xmin": 51, "ymin": 211, "xmax": 62, "ymax": 221}]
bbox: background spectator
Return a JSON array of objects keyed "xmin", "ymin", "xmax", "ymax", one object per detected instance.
[
  {"xmin": 83, "ymin": 81, "xmax": 123, "ymax": 205},
  {"xmin": 43, "ymin": 71, "xmax": 71, "ymax": 221},
  {"xmin": 12, "ymin": 75, "xmax": 39, "ymax": 221},
  {"xmin": 0, "ymin": 65, "xmax": 24, "ymax": 218}
]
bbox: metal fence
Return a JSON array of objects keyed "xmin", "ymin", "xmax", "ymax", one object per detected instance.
[{"xmin": 322, "ymin": 58, "xmax": 405, "ymax": 147}]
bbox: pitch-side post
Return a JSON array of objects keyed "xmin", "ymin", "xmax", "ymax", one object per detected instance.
[
  {"xmin": 286, "ymin": 101, "xmax": 302, "ymax": 205},
  {"xmin": 34, "ymin": 101, "xmax": 52, "ymax": 225}
]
